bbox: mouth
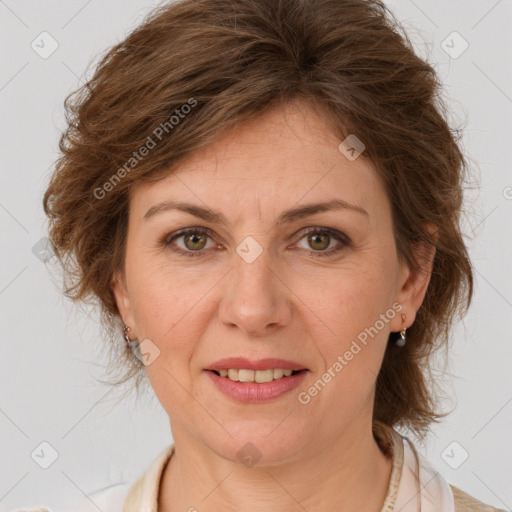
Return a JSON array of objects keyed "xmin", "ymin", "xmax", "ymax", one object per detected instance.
[{"xmin": 204, "ymin": 357, "xmax": 309, "ymax": 403}]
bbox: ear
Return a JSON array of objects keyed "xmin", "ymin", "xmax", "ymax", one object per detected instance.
[
  {"xmin": 111, "ymin": 270, "xmax": 137, "ymax": 335},
  {"xmin": 392, "ymin": 224, "xmax": 438, "ymax": 330}
]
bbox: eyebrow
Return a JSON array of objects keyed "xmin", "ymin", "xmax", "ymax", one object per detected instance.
[{"xmin": 143, "ymin": 198, "xmax": 368, "ymax": 225}]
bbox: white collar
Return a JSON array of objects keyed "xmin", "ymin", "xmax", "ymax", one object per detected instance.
[{"xmin": 394, "ymin": 434, "xmax": 455, "ymax": 512}]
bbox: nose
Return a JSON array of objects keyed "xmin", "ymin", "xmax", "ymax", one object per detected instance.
[{"xmin": 218, "ymin": 246, "xmax": 292, "ymax": 338}]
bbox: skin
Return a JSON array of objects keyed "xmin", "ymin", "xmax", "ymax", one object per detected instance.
[{"xmin": 112, "ymin": 99, "xmax": 435, "ymax": 512}]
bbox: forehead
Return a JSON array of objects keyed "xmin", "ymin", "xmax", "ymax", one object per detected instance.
[{"xmin": 129, "ymin": 101, "xmax": 388, "ymax": 225}]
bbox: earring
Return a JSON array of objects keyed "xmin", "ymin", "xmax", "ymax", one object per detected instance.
[
  {"xmin": 396, "ymin": 313, "xmax": 407, "ymax": 347},
  {"xmin": 123, "ymin": 324, "xmax": 135, "ymax": 346}
]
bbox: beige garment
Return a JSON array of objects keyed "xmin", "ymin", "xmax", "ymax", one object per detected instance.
[
  {"xmin": 372, "ymin": 422, "xmax": 506, "ymax": 512},
  {"xmin": 119, "ymin": 423, "xmax": 505, "ymax": 511}
]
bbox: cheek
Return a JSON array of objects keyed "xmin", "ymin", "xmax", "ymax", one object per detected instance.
[
  {"xmin": 125, "ymin": 256, "xmax": 219, "ymax": 397},
  {"xmin": 305, "ymin": 261, "xmax": 395, "ymax": 339},
  {"xmin": 126, "ymin": 250, "xmax": 214, "ymax": 337},
  {"xmin": 299, "ymin": 260, "xmax": 396, "ymax": 391},
  {"xmin": 130, "ymin": 266, "xmax": 206, "ymax": 409}
]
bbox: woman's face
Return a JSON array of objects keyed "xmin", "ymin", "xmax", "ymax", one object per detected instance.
[{"xmin": 113, "ymin": 100, "xmax": 430, "ymax": 464}]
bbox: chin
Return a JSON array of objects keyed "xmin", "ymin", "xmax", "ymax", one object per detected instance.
[{"xmin": 205, "ymin": 422, "xmax": 310, "ymax": 467}]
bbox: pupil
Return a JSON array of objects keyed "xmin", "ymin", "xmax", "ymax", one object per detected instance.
[
  {"xmin": 187, "ymin": 233, "xmax": 205, "ymax": 250},
  {"xmin": 310, "ymin": 233, "xmax": 328, "ymax": 250}
]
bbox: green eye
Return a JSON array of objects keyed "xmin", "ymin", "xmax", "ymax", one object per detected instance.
[
  {"xmin": 163, "ymin": 227, "xmax": 216, "ymax": 258},
  {"xmin": 182, "ymin": 231, "xmax": 208, "ymax": 251},
  {"xmin": 295, "ymin": 228, "xmax": 349, "ymax": 257},
  {"xmin": 307, "ymin": 232, "xmax": 331, "ymax": 251}
]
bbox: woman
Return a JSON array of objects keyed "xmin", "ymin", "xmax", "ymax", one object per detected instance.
[{"xmin": 42, "ymin": 0, "xmax": 505, "ymax": 510}]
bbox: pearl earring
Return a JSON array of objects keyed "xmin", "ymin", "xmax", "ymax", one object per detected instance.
[
  {"xmin": 123, "ymin": 324, "xmax": 136, "ymax": 345},
  {"xmin": 396, "ymin": 313, "xmax": 407, "ymax": 347}
]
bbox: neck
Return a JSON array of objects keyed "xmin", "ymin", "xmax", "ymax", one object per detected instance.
[{"xmin": 158, "ymin": 418, "xmax": 393, "ymax": 512}]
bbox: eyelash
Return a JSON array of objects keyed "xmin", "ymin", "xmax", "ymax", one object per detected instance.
[{"xmin": 161, "ymin": 226, "xmax": 351, "ymax": 259}]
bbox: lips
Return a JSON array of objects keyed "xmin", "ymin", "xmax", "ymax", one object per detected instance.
[
  {"xmin": 205, "ymin": 357, "xmax": 308, "ymax": 372},
  {"xmin": 205, "ymin": 366, "xmax": 309, "ymax": 403}
]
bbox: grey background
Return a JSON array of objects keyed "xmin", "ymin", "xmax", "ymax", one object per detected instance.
[{"xmin": 1, "ymin": 0, "xmax": 511, "ymax": 510}]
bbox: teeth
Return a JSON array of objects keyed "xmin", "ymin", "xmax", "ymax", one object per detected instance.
[
  {"xmin": 215, "ymin": 368, "xmax": 299, "ymax": 383},
  {"xmin": 238, "ymin": 369, "xmax": 255, "ymax": 382},
  {"xmin": 255, "ymin": 369, "xmax": 274, "ymax": 383},
  {"xmin": 273, "ymin": 369, "xmax": 284, "ymax": 379}
]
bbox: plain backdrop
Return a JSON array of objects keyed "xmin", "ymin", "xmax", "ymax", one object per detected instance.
[{"xmin": 1, "ymin": 0, "xmax": 511, "ymax": 510}]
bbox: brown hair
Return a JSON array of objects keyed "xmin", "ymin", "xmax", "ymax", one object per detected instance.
[{"xmin": 43, "ymin": 0, "xmax": 473, "ymax": 436}]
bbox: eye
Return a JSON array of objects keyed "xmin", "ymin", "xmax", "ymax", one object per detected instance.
[
  {"xmin": 162, "ymin": 227, "xmax": 218, "ymax": 257},
  {"xmin": 294, "ymin": 227, "xmax": 350, "ymax": 257}
]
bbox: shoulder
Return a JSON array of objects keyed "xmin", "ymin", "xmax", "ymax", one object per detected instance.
[
  {"xmin": 71, "ymin": 444, "xmax": 174, "ymax": 511},
  {"xmin": 451, "ymin": 484, "xmax": 507, "ymax": 512},
  {"xmin": 72, "ymin": 482, "xmax": 132, "ymax": 511},
  {"xmin": 15, "ymin": 483, "xmax": 133, "ymax": 512}
]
